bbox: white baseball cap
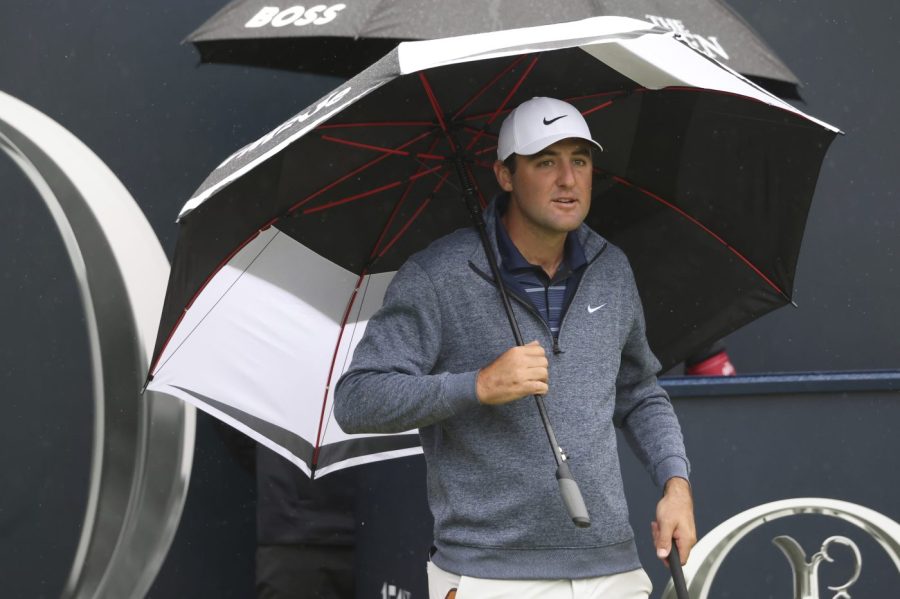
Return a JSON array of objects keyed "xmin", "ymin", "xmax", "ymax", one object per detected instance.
[{"xmin": 497, "ymin": 96, "xmax": 603, "ymax": 161}]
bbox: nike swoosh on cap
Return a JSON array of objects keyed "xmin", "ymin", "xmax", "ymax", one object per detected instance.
[{"xmin": 542, "ymin": 115, "xmax": 567, "ymax": 125}]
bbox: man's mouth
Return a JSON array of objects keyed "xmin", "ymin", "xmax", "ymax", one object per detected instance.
[{"xmin": 553, "ymin": 198, "xmax": 577, "ymax": 205}]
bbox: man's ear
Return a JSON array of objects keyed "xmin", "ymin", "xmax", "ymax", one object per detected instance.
[{"xmin": 493, "ymin": 160, "xmax": 514, "ymax": 192}]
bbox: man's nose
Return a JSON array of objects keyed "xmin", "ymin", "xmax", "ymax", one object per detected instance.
[{"xmin": 556, "ymin": 161, "xmax": 576, "ymax": 186}]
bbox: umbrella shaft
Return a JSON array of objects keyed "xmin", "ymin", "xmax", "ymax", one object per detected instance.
[
  {"xmin": 452, "ymin": 155, "xmax": 590, "ymax": 526},
  {"xmin": 450, "ymin": 153, "xmax": 563, "ymax": 467},
  {"xmin": 449, "ymin": 148, "xmax": 591, "ymax": 525},
  {"xmin": 669, "ymin": 544, "xmax": 690, "ymax": 599}
]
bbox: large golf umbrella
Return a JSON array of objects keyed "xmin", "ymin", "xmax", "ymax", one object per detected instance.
[
  {"xmin": 188, "ymin": 0, "xmax": 801, "ymax": 98},
  {"xmin": 148, "ymin": 17, "xmax": 837, "ymax": 481}
]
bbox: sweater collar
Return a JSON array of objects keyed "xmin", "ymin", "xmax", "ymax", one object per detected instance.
[{"xmin": 471, "ymin": 193, "xmax": 606, "ymax": 271}]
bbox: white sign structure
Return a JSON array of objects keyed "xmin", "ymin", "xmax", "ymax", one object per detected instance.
[
  {"xmin": 0, "ymin": 90, "xmax": 194, "ymax": 599},
  {"xmin": 661, "ymin": 498, "xmax": 900, "ymax": 598}
]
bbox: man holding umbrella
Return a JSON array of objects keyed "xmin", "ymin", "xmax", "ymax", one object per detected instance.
[{"xmin": 336, "ymin": 95, "xmax": 695, "ymax": 598}]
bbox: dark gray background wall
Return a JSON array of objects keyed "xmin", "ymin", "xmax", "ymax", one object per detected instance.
[
  {"xmin": 1, "ymin": 1, "xmax": 897, "ymax": 597},
  {"xmin": 715, "ymin": 1, "xmax": 899, "ymax": 373}
]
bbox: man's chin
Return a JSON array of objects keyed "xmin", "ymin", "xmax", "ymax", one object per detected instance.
[{"xmin": 549, "ymin": 215, "xmax": 587, "ymax": 232}]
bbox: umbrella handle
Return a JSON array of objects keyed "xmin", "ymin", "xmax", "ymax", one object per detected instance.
[
  {"xmin": 556, "ymin": 462, "xmax": 590, "ymax": 527},
  {"xmin": 669, "ymin": 543, "xmax": 690, "ymax": 599}
]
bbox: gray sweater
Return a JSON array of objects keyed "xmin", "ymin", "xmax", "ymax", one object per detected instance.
[{"xmin": 334, "ymin": 201, "xmax": 689, "ymax": 579}]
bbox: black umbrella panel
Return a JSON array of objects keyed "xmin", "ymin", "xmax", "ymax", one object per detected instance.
[{"xmin": 188, "ymin": 0, "xmax": 801, "ymax": 97}]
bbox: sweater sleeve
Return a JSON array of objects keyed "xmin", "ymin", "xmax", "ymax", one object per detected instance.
[
  {"xmin": 333, "ymin": 258, "xmax": 479, "ymax": 434},
  {"xmin": 612, "ymin": 267, "xmax": 690, "ymax": 488}
]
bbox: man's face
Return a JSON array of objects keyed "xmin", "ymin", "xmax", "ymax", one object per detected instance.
[{"xmin": 493, "ymin": 138, "xmax": 593, "ymax": 238}]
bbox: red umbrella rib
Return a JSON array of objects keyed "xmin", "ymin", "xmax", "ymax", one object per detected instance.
[
  {"xmin": 320, "ymin": 134, "xmax": 444, "ymax": 161},
  {"xmin": 302, "ymin": 166, "xmax": 444, "ymax": 215},
  {"xmin": 290, "ymin": 130, "xmax": 434, "ymax": 213},
  {"xmin": 452, "ymin": 55, "xmax": 529, "ymax": 120},
  {"xmin": 610, "ymin": 174, "xmax": 789, "ymax": 299},
  {"xmin": 318, "ymin": 120, "xmax": 434, "ymax": 129}
]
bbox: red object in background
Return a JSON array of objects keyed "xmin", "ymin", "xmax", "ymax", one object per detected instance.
[{"xmin": 686, "ymin": 350, "xmax": 737, "ymax": 376}]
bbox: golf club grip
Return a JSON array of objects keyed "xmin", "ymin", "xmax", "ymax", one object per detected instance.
[
  {"xmin": 669, "ymin": 543, "xmax": 689, "ymax": 599},
  {"xmin": 556, "ymin": 462, "xmax": 590, "ymax": 528}
]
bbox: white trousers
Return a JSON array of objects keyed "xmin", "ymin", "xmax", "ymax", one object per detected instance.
[{"xmin": 427, "ymin": 561, "xmax": 652, "ymax": 599}]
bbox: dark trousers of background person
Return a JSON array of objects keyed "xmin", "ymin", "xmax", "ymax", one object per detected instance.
[
  {"xmin": 213, "ymin": 419, "xmax": 360, "ymax": 599},
  {"xmin": 255, "ymin": 444, "xmax": 360, "ymax": 599},
  {"xmin": 256, "ymin": 543, "xmax": 354, "ymax": 599},
  {"xmin": 218, "ymin": 425, "xmax": 359, "ymax": 599}
]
